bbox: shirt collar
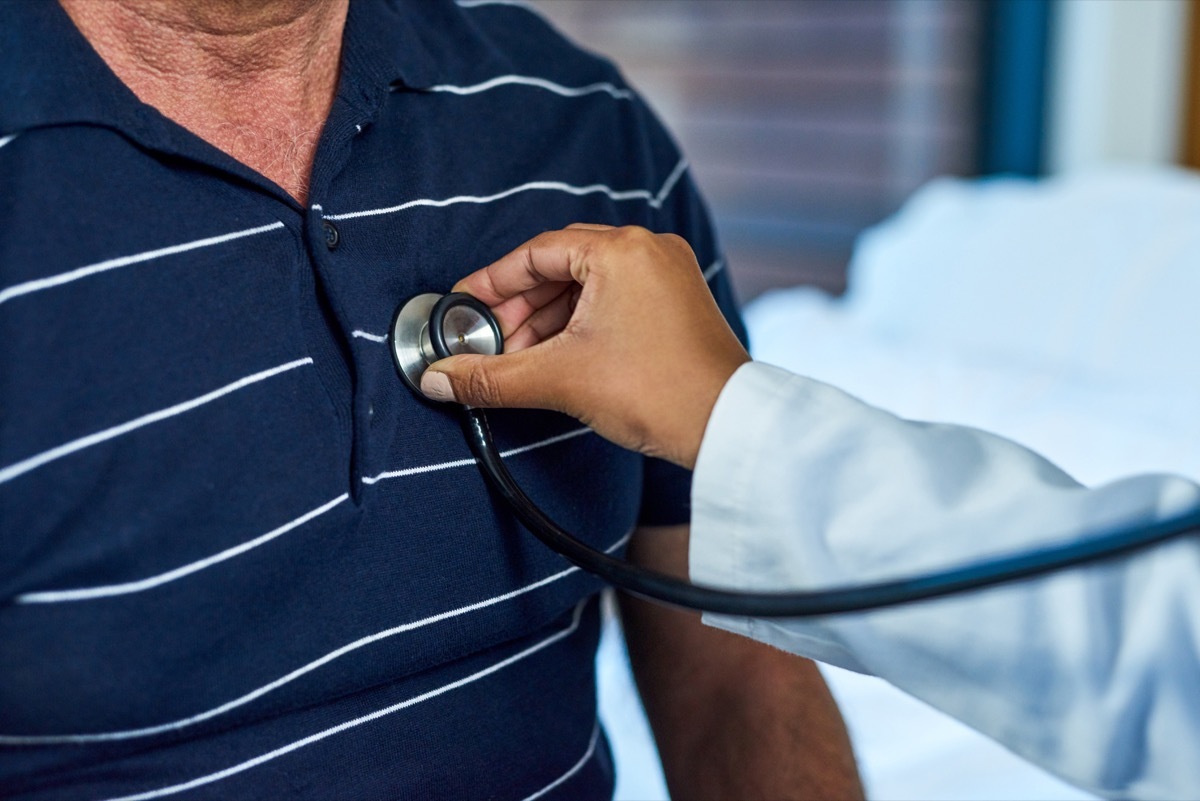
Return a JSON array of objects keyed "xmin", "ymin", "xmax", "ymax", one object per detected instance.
[
  {"xmin": 0, "ymin": 0, "xmax": 448, "ymax": 137},
  {"xmin": 0, "ymin": 1, "xmax": 137, "ymax": 135},
  {"xmin": 335, "ymin": 0, "xmax": 445, "ymax": 109}
]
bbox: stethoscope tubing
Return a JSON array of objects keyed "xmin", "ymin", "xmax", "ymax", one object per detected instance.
[
  {"xmin": 413, "ymin": 291, "xmax": 1200, "ymax": 618},
  {"xmin": 462, "ymin": 407, "xmax": 1200, "ymax": 617}
]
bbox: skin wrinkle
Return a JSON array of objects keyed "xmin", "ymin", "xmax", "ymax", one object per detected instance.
[
  {"xmin": 59, "ymin": 0, "xmax": 348, "ymax": 204},
  {"xmin": 66, "ymin": 0, "xmax": 341, "ymax": 78}
]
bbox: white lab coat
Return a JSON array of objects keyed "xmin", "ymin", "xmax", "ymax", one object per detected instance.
[{"xmin": 689, "ymin": 362, "xmax": 1200, "ymax": 800}]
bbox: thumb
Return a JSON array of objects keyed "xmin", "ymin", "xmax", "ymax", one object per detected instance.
[{"xmin": 420, "ymin": 348, "xmax": 561, "ymax": 409}]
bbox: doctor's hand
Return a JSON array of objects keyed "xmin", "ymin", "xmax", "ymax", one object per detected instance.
[{"xmin": 421, "ymin": 225, "xmax": 750, "ymax": 469}]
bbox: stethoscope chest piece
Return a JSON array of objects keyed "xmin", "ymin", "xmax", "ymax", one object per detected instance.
[
  {"xmin": 390, "ymin": 292, "xmax": 504, "ymax": 400},
  {"xmin": 385, "ymin": 293, "xmax": 1200, "ymax": 617}
]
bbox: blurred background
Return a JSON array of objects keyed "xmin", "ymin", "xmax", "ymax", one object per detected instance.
[
  {"xmin": 525, "ymin": 1, "xmax": 1200, "ymax": 800},
  {"xmin": 533, "ymin": 0, "xmax": 1196, "ymax": 302}
]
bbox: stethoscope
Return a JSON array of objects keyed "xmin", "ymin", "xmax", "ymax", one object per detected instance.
[{"xmin": 391, "ymin": 292, "xmax": 1200, "ymax": 617}]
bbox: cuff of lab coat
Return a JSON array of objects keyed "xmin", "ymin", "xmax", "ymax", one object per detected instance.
[
  {"xmin": 690, "ymin": 361, "xmax": 797, "ymax": 586},
  {"xmin": 689, "ymin": 362, "xmax": 864, "ymax": 668}
]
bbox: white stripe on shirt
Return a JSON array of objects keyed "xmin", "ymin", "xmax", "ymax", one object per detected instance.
[
  {"xmin": 361, "ymin": 427, "xmax": 592, "ymax": 485},
  {"xmin": 653, "ymin": 157, "xmax": 689, "ymax": 208},
  {"xmin": 351, "ymin": 329, "xmax": 388, "ymax": 343},
  {"xmin": 15, "ymin": 494, "xmax": 350, "ymax": 605},
  {"xmin": 520, "ymin": 722, "xmax": 601, "ymax": 801},
  {"xmin": 456, "ymin": 0, "xmax": 541, "ymax": 9},
  {"xmin": 100, "ymin": 601, "xmax": 590, "ymax": 801},
  {"xmin": 322, "ymin": 158, "xmax": 689, "ymax": 222},
  {"xmin": 0, "ymin": 531, "xmax": 630, "ymax": 744},
  {"xmin": 0, "ymin": 222, "xmax": 286, "ymax": 307},
  {"xmin": 429, "ymin": 75, "xmax": 633, "ymax": 101},
  {"xmin": 703, "ymin": 258, "xmax": 726, "ymax": 282},
  {"xmin": 0, "ymin": 358, "xmax": 313, "ymax": 486},
  {"xmin": 0, "ymin": 134, "xmax": 17, "ymax": 150}
]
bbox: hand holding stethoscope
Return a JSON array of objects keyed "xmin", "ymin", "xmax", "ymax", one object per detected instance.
[
  {"xmin": 389, "ymin": 223, "xmax": 1200, "ymax": 617},
  {"xmin": 418, "ymin": 223, "xmax": 748, "ymax": 471}
]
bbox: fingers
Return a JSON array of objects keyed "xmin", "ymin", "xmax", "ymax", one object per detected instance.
[
  {"xmin": 504, "ymin": 287, "xmax": 577, "ymax": 351},
  {"xmin": 565, "ymin": 223, "xmax": 615, "ymax": 231},
  {"xmin": 452, "ymin": 227, "xmax": 609, "ymax": 304},
  {"xmin": 423, "ymin": 224, "xmax": 745, "ymax": 468},
  {"xmin": 488, "ymin": 280, "xmax": 573, "ymax": 336},
  {"xmin": 419, "ymin": 344, "xmax": 568, "ymax": 410}
]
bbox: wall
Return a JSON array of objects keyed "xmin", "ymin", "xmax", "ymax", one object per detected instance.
[
  {"xmin": 530, "ymin": 0, "xmax": 983, "ymax": 301},
  {"xmin": 1046, "ymin": 0, "xmax": 1190, "ymax": 173}
]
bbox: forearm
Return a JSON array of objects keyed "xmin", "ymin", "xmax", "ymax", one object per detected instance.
[
  {"xmin": 621, "ymin": 525, "xmax": 863, "ymax": 800},
  {"xmin": 692, "ymin": 363, "xmax": 1200, "ymax": 797}
]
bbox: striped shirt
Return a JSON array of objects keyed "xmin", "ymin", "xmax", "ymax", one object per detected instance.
[{"xmin": 0, "ymin": 1, "xmax": 745, "ymax": 799}]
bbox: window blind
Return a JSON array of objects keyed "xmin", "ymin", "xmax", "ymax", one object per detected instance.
[{"xmin": 531, "ymin": 0, "xmax": 984, "ymax": 299}]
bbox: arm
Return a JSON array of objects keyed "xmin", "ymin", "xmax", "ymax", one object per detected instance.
[
  {"xmin": 692, "ymin": 361, "xmax": 1200, "ymax": 799},
  {"xmin": 428, "ymin": 226, "xmax": 1200, "ymax": 797},
  {"xmin": 621, "ymin": 523, "xmax": 863, "ymax": 800}
]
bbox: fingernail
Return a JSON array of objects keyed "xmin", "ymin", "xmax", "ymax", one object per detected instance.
[{"xmin": 420, "ymin": 370, "xmax": 455, "ymax": 403}]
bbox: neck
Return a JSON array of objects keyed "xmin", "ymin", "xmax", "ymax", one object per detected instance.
[{"xmin": 60, "ymin": 0, "xmax": 350, "ymax": 204}]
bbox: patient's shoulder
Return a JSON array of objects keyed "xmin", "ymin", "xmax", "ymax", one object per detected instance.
[{"xmin": 412, "ymin": 0, "xmax": 629, "ymax": 89}]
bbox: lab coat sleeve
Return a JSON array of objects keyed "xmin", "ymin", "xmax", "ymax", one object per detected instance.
[{"xmin": 689, "ymin": 361, "xmax": 1200, "ymax": 801}]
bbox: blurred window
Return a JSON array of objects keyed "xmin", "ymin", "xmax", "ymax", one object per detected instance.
[{"xmin": 531, "ymin": 0, "xmax": 984, "ymax": 300}]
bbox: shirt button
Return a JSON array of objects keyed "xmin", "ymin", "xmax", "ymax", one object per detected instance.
[{"xmin": 323, "ymin": 220, "xmax": 340, "ymax": 250}]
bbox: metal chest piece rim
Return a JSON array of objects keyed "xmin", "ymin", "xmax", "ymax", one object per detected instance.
[{"xmin": 390, "ymin": 292, "xmax": 504, "ymax": 400}]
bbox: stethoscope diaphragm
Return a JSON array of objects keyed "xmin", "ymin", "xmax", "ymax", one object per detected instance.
[{"xmin": 390, "ymin": 292, "xmax": 504, "ymax": 400}]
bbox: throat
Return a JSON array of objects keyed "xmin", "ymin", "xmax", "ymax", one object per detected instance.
[
  {"xmin": 181, "ymin": 113, "xmax": 328, "ymax": 205},
  {"xmin": 58, "ymin": 0, "xmax": 348, "ymax": 205}
]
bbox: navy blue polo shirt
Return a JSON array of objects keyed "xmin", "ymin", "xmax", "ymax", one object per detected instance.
[{"xmin": 0, "ymin": 1, "xmax": 745, "ymax": 798}]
